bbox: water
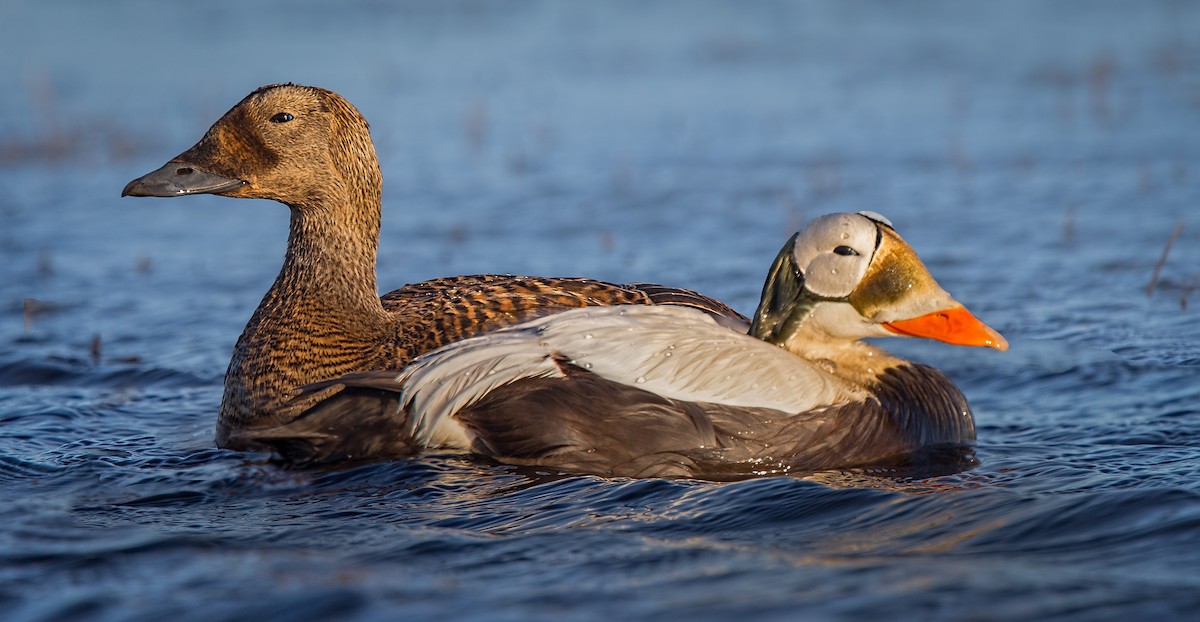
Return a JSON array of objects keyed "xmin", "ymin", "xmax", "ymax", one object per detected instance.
[{"xmin": 2, "ymin": 1, "xmax": 1199, "ymax": 619}]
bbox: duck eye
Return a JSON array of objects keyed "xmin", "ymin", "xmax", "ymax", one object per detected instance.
[
  {"xmin": 269, "ymin": 112, "xmax": 294, "ymax": 123},
  {"xmin": 833, "ymin": 245, "xmax": 859, "ymax": 256}
]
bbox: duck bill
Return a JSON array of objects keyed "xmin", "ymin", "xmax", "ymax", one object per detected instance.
[
  {"xmin": 121, "ymin": 106, "xmax": 253, "ymax": 199},
  {"xmin": 883, "ymin": 305, "xmax": 1008, "ymax": 351},
  {"xmin": 121, "ymin": 161, "xmax": 247, "ymax": 197},
  {"xmin": 851, "ymin": 225, "xmax": 1008, "ymax": 351}
]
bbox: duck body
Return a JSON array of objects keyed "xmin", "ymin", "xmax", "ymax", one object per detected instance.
[
  {"xmin": 122, "ymin": 83, "xmax": 745, "ymax": 449},
  {"xmin": 250, "ymin": 212, "xmax": 1006, "ymax": 478}
]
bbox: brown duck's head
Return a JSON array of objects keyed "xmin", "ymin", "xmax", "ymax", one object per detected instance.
[
  {"xmin": 121, "ymin": 83, "xmax": 380, "ymax": 208},
  {"xmin": 750, "ymin": 211, "xmax": 1008, "ymax": 352}
]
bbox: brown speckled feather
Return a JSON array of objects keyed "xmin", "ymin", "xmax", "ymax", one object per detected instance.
[{"xmin": 382, "ymin": 275, "xmax": 745, "ymax": 357}]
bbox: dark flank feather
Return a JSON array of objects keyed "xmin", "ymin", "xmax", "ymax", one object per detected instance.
[
  {"xmin": 252, "ymin": 362, "xmax": 973, "ymax": 478},
  {"xmin": 454, "ymin": 363, "xmax": 973, "ymax": 478}
]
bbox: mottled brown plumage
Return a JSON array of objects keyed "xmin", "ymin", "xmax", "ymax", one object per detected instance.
[{"xmin": 122, "ymin": 83, "xmax": 746, "ymax": 449}]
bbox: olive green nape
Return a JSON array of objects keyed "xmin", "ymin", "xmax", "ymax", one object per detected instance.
[{"xmin": 750, "ymin": 232, "xmax": 802, "ymax": 343}]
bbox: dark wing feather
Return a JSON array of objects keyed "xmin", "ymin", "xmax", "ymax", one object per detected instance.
[{"xmin": 453, "ymin": 362, "xmax": 973, "ymax": 478}]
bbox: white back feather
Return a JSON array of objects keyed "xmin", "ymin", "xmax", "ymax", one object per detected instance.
[
  {"xmin": 397, "ymin": 306, "xmax": 860, "ymax": 446},
  {"xmin": 399, "ymin": 336, "xmax": 563, "ymax": 448}
]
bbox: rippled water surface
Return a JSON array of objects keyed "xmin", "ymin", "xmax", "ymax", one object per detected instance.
[{"xmin": 2, "ymin": 1, "xmax": 1199, "ymax": 620}]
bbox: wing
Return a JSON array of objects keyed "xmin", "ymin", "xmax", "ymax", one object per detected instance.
[{"xmin": 394, "ymin": 305, "xmax": 859, "ymax": 448}]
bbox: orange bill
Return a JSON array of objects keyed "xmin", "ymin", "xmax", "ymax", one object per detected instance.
[{"xmin": 883, "ymin": 305, "xmax": 1008, "ymax": 351}]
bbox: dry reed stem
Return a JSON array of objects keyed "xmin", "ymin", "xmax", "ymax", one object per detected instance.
[{"xmin": 1146, "ymin": 220, "xmax": 1184, "ymax": 296}]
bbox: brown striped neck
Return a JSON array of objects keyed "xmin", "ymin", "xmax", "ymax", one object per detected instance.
[
  {"xmin": 119, "ymin": 84, "xmax": 403, "ymax": 447},
  {"xmin": 271, "ymin": 198, "xmax": 383, "ymax": 315}
]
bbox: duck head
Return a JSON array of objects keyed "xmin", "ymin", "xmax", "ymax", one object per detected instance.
[
  {"xmin": 750, "ymin": 212, "xmax": 1007, "ymax": 352},
  {"xmin": 121, "ymin": 83, "xmax": 380, "ymax": 208}
]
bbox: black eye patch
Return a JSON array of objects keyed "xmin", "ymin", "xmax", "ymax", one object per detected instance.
[
  {"xmin": 270, "ymin": 112, "xmax": 294, "ymax": 123},
  {"xmin": 833, "ymin": 245, "xmax": 859, "ymax": 256}
]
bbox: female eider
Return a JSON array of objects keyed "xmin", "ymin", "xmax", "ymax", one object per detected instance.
[
  {"xmin": 254, "ymin": 212, "xmax": 1007, "ymax": 478},
  {"xmin": 122, "ymin": 84, "xmax": 744, "ymax": 450}
]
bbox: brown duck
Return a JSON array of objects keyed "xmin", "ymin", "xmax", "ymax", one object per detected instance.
[
  {"xmin": 251, "ymin": 212, "xmax": 1007, "ymax": 478},
  {"xmin": 122, "ymin": 83, "xmax": 745, "ymax": 450}
]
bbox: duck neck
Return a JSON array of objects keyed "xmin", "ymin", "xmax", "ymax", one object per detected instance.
[
  {"xmin": 266, "ymin": 99, "xmax": 387, "ymax": 324},
  {"xmin": 219, "ymin": 179, "xmax": 390, "ymax": 442},
  {"xmin": 266, "ymin": 118, "xmax": 387, "ymax": 313},
  {"xmin": 272, "ymin": 194, "xmax": 383, "ymax": 316}
]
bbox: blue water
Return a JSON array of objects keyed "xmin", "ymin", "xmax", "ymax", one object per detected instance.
[{"xmin": 3, "ymin": 1, "xmax": 1199, "ymax": 619}]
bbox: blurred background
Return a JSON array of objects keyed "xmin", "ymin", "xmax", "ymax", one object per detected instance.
[
  {"xmin": 1, "ymin": 1, "xmax": 1198, "ymax": 620},
  {"xmin": 4, "ymin": 0, "xmax": 1199, "ymax": 363},
  {"xmin": 3, "ymin": 1, "xmax": 1198, "ymax": 348}
]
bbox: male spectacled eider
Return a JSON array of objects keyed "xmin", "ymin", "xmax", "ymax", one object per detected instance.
[
  {"xmin": 252, "ymin": 212, "xmax": 1007, "ymax": 478},
  {"xmin": 122, "ymin": 84, "xmax": 745, "ymax": 450}
]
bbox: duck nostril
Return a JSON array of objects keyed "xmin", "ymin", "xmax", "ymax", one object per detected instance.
[{"xmin": 176, "ymin": 167, "xmax": 194, "ymax": 176}]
